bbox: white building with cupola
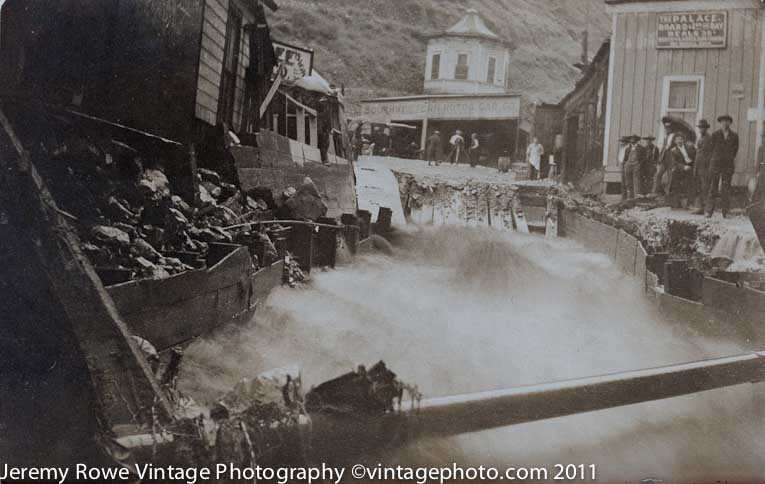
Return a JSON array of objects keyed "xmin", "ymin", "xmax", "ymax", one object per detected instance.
[
  {"xmin": 359, "ymin": 10, "xmax": 525, "ymax": 165},
  {"xmin": 424, "ymin": 9, "xmax": 511, "ymax": 95}
]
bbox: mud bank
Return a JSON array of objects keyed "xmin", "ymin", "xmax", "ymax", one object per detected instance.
[
  {"xmin": 553, "ymin": 186, "xmax": 765, "ymax": 272},
  {"xmin": 395, "ymin": 171, "xmax": 554, "ymax": 231}
]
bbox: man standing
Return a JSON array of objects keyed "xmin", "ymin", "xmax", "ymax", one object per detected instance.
[
  {"xmin": 622, "ymin": 134, "xmax": 646, "ymax": 199},
  {"xmin": 426, "ymin": 130, "xmax": 441, "ymax": 166},
  {"xmin": 691, "ymin": 119, "xmax": 712, "ymax": 214},
  {"xmin": 641, "ymin": 136, "xmax": 660, "ymax": 196},
  {"xmin": 526, "ymin": 136, "xmax": 544, "ymax": 179},
  {"xmin": 468, "ymin": 133, "xmax": 480, "ymax": 167},
  {"xmin": 705, "ymin": 114, "xmax": 739, "ymax": 218},
  {"xmin": 447, "ymin": 129, "xmax": 465, "ymax": 164},
  {"xmin": 667, "ymin": 133, "xmax": 696, "ymax": 208},
  {"xmin": 651, "ymin": 116, "xmax": 677, "ymax": 197}
]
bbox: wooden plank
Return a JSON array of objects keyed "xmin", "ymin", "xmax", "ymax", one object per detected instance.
[
  {"xmin": 109, "ymin": 246, "xmax": 252, "ymax": 314},
  {"xmin": 203, "ymin": 17, "xmax": 227, "ymax": 50},
  {"xmin": 642, "ymin": 13, "xmax": 660, "ymax": 135},
  {"xmin": 609, "ymin": 14, "xmax": 629, "ymax": 164},
  {"xmin": 615, "ymin": 230, "xmax": 638, "ymax": 276},
  {"xmin": 199, "ymin": 47, "xmax": 224, "ymax": 75},
  {"xmin": 206, "ymin": 0, "xmax": 229, "ymax": 24}
]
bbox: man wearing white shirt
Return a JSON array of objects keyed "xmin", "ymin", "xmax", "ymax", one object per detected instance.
[{"xmin": 526, "ymin": 137, "xmax": 544, "ymax": 179}]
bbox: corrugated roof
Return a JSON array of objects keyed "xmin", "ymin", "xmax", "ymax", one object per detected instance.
[{"xmin": 443, "ymin": 9, "xmax": 499, "ymax": 40}]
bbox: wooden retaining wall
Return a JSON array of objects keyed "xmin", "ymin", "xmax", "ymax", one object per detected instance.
[{"xmin": 560, "ymin": 209, "xmax": 765, "ymax": 346}]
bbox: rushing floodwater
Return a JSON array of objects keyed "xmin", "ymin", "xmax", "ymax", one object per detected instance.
[{"xmin": 179, "ymin": 226, "xmax": 765, "ymax": 483}]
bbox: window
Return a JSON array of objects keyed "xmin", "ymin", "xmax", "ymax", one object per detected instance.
[
  {"xmin": 487, "ymin": 57, "xmax": 496, "ymax": 83},
  {"xmin": 455, "ymin": 53, "xmax": 469, "ymax": 80},
  {"xmin": 217, "ymin": 5, "xmax": 243, "ymax": 127},
  {"xmin": 661, "ymin": 75, "xmax": 704, "ymax": 131},
  {"xmin": 431, "ymin": 53, "xmax": 441, "ymax": 80}
]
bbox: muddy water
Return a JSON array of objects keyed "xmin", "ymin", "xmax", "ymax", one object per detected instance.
[{"xmin": 179, "ymin": 226, "xmax": 765, "ymax": 483}]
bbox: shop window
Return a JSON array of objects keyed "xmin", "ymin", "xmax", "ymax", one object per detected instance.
[
  {"xmin": 661, "ymin": 75, "xmax": 704, "ymax": 132},
  {"xmin": 455, "ymin": 53, "xmax": 469, "ymax": 80},
  {"xmin": 431, "ymin": 53, "xmax": 441, "ymax": 80},
  {"xmin": 487, "ymin": 57, "xmax": 496, "ymax": 84}
]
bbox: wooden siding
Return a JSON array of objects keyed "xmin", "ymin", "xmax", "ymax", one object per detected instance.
[
  {"xmin": 196, "ymin": 0, "xmax": 257, "ymax": 131},
  {"xmin": 605, "ymin": 8, "xmax": 763, "ymax": 185}
]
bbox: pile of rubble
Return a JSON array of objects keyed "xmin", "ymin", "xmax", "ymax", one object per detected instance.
[{"xmin": 35, "ymin": 128, "xmax": 326, "ymax": 285}]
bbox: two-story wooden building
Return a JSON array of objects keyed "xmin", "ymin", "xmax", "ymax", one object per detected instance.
[
  {"xmin": 0, "ymin": 0, "xmax": 356, "ymax": 216},
  {"xmin": 601, "ymin": 0, "xmax": 764, "ymax": 195}
]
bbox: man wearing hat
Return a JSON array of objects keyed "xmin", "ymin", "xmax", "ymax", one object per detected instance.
[
  {"xmin": 705, "ymin": 114, "xmax": 739, "ymax": 218},
  {"xmin": 622, "ymin": 134, "xmax": 647, "ymax": 199},
  {"xmin": 650, "ymin": 116, "xmax": 678, "ymax": 197},
  {"xmin": 641, "ymin": 136, "xmax": 660, "ymax": 196},
  {"xmin": 426, "ymin": 130, "xmax": 442, "ymax": 166},
  {"xmin": 691, "ymin": 119, "xmax": 712, "ymax": 214}
]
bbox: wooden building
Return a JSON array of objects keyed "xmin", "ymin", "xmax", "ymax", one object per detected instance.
[
  {"xmin": 359, "ymin": 10, "xmax": 525, "ymax": 166},
  {"xmin": 0, "ymin": 0, "xmax": 356, "ymax": 216},
  {"xmin": 602, "ymin": 0, "xmax": 765, "ymax": 194},
  {"xmin": 0, "ymin": 0, "xmax": 277, "ymax": 145},
  {"xmin": 559, "ymin": 39, "xmax": 611, "ymax": 186}
]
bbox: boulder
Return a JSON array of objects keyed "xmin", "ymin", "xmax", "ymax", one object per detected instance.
[
  {"xmin": 285, "ymin": 178, "xmax": 328, "ymax": 220},
  {"xmin": 131, "ymin": 238, "xmax": 162, "ymax": 262},
  {"xmin": 91, "ymin": 225, "xmax": 131, "ymax": 248},
  {"xmin": 198, "ymin": 168, "xmax": 222, "ymax": 185},
  {"xmin": 201, "ymin": 181, "xmax": 222, "ymax": 199}
]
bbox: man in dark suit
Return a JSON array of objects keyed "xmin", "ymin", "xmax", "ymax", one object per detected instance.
[
  {"xmin": 426, "ymin": 130, "xmax": 441, "ymax": 166},
  {"xmin": 667, "ymin": 132, "xmax": 697, "ymax": 208},
  {"xmin": 622, "ymin": 134, "xmax": 646, "ymax": 199},
  {"xmin": 705, "ymin": 114, "xmax": 739, "ymax": 218},
  {"xmin": 650, "ymin": 116, "xmax": 677, "ymax": 197},
  {"xmin": 691, "ymin": 119, "xmax": 712, "ymax": 214},
  {"xmin": 641, "ymin": 136, "xmax": 660, "ymax": 196}
]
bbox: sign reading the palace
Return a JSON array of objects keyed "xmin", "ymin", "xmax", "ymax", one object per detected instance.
[
  {"xmin": 272, "ymin": 40, "xmax": 313, "ymax": 82},
  {"xmin": 656, "ymin": 11, "xmax": 727, "ymax": 49},
  {"xmin": 360, "ymin": 95, "xmax": 521, "ymax": 122}
]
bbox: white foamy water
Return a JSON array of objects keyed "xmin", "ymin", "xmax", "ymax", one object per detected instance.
[{"xmin": 179, "ymin": 226, "xmax": 765, "ymax": 483}]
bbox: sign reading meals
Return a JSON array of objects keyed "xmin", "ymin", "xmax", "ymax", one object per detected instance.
[{"xmin": 656, "ymin": 11, "xmax": 727, "ymax": 49}]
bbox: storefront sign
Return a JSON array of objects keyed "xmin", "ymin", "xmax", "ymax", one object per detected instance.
[
  {"xmin": 360, "ymin": 95, "xmax": 521, "ymax": 122},
  {"xmin": 272, "ymin": 40, "xmax": 313, "ymax": 82},
  {"xmin": 657, "ymin": 11, "xmax": 727, "ymax": 49}
]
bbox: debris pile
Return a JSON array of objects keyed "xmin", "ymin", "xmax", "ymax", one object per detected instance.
[
  {"xmin": 34, "ymin": 129, "xmax": 289, "ymax": 285},
  {"xmin": 305, "ymin": 361, "xmax": 411, "ymax": 416}
]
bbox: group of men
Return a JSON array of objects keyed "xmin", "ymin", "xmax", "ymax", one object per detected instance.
[
  {"xmin": 620, "ymin": 114, "xmax": 739, "ymax": 217},
  {"xmin": 426, "ymin": 129, "xmax": 481, "ymax": 167}
]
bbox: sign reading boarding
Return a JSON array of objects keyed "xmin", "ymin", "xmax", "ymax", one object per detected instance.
[
  {"xmin": 657, "ymin": 11, "xmax": 727, "ymax": 49},
  {"xmin": 360, "ymin": 96, "xmax": 521, "ymax": 122},
  {"xmin": 272, "ymin": 40, "xmax": 313, "ymax": 82}
]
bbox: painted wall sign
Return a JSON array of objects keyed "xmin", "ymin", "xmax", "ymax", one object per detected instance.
[
  {"xmin": 656, "ymin": 11, "xmax": 727, "ymax": 49},
  {"xmin": 360, "ymin": 95, "xmax": 521, "ymax": 122},
  {"xmin": 272, "ymin": 40, "xmax": 314, "ymax": 82}
]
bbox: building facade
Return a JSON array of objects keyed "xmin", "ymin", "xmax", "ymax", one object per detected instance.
[
  {"xmin": 602, "ymin": 0, "xmax": 764, "ymax": 193},
  {"xmin": 359, "ymin": 9, "xmax": 523, "ymax": 165},
  {"xmin": 423, "ymin": 11, "xmax": 511, "ymax": 95}
]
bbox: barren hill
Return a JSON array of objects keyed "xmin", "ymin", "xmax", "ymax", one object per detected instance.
[{"xmin": 266, "ymin": 0, "xmax": 612, "ymax": 108}]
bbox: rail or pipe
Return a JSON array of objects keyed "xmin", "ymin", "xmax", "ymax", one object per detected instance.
[
  {"xmin": 306, "ymin": 351, "xmax": 765, "ymax": 460},
  {"xmin": 222, "ymin": 219, "xmax": 346, "ymax": 231}
]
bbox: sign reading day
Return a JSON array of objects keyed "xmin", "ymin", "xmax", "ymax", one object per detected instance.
[
  {"xmin": 360, "ymin": 96, "xmax": 521, "ymax": 122},
  {"xmin": 657, "ymin": 11, "xmax": 727, "ymax": 49},
  {"xmin": 272, "ymin": 40, "xmax": 313, "ymax": 82}
]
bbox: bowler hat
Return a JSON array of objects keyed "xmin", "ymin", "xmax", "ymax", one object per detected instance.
[
  {"xmin": 642, "ymin": 136, "xmax": 656, "ymax": 141},
  {"xmin": 697, "ymin": 119, "xmax": 711, "ymax": 129},
  {"xmin": 717, "ymin": 114, "xmax": 733, "ymax": 123},
  {"xmin": 629, "ymin": 134, "xmax": 641, "ymax": 142}
]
